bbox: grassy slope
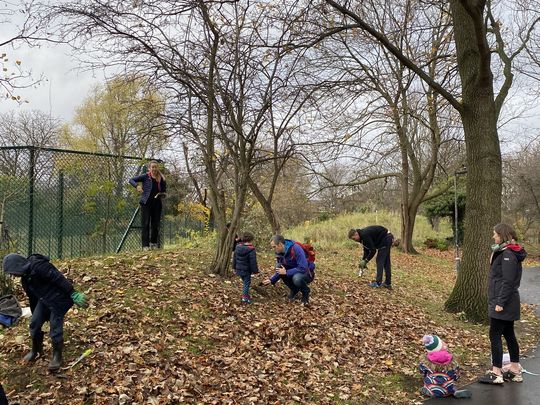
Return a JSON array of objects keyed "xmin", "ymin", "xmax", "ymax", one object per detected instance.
[{"xmin": 1, "ymin": 213, "xmax": 539, "ymax": 404}]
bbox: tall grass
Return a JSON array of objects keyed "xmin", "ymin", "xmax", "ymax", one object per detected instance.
[{"xmin": 285, "ymin": 210, "xmax": 452, "ymax": 250}]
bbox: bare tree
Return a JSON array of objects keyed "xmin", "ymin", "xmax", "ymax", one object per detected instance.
[
  {"xmin": 298, "ymin": 1, "xmax": 463, "ymax": 252},
  {"xmin": 503, "ymin": 141, "xmax": 540, "ymax": 240},
  {"xmin": 0, "ymin": 110, "xmax": 60, "ymax": 249},
  {"xmin": 317, "ymin": 0, "xmax": 539, "ymax": 321},
  {"xmin": 54, "ymin": 0, "xmax": 319, "ymax": 274},
  {"xmin": 1, "ymin": 0, "xmax": 56, "ymax": 101},
  {"xmin": 0, "ymin": 110, "xmax": 60, "ymax": 177}
]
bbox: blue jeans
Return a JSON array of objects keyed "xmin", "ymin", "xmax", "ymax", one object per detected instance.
[
  {"xmin": 281, "ymin": 273, "xmax": 311, "ymax": 302},
  {"xmin": 29, "ymin": 301, "xmax": 65, "ymax": 343},
  {"xmin": 240, "ymin": 275, "xmax": 251, "ymax": 297}
]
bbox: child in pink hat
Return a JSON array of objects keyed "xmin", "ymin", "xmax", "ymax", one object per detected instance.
[{"xmin": 418, "ymin": 334, "xmax": 472, "ymax": 399}]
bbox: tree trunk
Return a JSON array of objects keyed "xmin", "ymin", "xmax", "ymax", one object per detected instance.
[
  {"xmin": 400, "ymin": 202, "xmax": 419, "ymax": 254},
  {"xmin": 445, "ymin": 0, "xmax": 502, "ymax": 323},
  {"xmin": 210, "ymin": 182, "xmax": 249, "ymax": 276},
  {"xmin": 248, "ymin": 176, "xmax": 281, "ymax": 234},
  {"xmin": 212, "ymin": 226, "xmax": 235, "ymax": 276},
  {"xmin": 396, "ymin": 108, "xmax": 418, "ymax": 254}
]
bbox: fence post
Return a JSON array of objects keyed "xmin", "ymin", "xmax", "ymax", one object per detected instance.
[
  {"xmin": 27, "ymin": 147, "xmax": 35, "ymax": 256},
  {"xmin": 57, "ymin": 170, "xmax": 64, "ymax": 259}
]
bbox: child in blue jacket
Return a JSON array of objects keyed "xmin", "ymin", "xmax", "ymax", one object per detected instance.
[
  {"xmin": 2, "ymin": 253, "xmax": 88, "ymax": 372},
  {"xmin": 233, "ymin": 232, "xmax": 259, "ymax": 304}
]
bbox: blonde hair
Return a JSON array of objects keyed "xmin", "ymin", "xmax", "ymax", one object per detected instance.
[{"xmin": 148, "ymin": 160, "xmax": 165, "ymax": 180}]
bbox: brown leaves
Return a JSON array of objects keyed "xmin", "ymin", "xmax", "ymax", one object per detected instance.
[{"xmin": 1, "ymin": 247, "xmax": 540, "ymax": 404}]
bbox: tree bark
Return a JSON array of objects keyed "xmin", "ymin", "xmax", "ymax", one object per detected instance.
[
  {"xmin": 247, "ymin": 176, "xmax": 281, "ymax": 234},
  {"xmin": 400, "ymin": 203, "xmax": 419, "ymax": 254},
  {"xmin": 444, "ymin": 0, "xmax": 502, "ymax": 322}
]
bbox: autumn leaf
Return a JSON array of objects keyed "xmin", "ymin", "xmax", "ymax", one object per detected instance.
[{"xmin": 1, "ymin": 246, "xmax": 539, "ymax": 404}]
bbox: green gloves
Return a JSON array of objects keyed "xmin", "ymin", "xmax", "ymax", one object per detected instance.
[
  {"xmin": 358, "ymin": 259, "xmax": 368, "ymax": 269},
  {"xmin": 71, "ymin": 291, "xmax": 88, "ymax": 308}
]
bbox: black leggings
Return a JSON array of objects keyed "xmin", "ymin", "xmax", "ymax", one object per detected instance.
[
  {"xmin": 489, "ymin": 317, "xmax": 519, "ymax": 368},
  {"xmin": 140, "ymin": 200, "xmax": 162, "ymax": 247}
]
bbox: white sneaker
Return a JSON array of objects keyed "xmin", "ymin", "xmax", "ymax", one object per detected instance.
[
  {"xmin": 478, "ymin": 371, "xmax": 504, "ymax": 384},
  {"xmin": 142, "ymin": 246, "xmax": 150, "ymax": 251}
]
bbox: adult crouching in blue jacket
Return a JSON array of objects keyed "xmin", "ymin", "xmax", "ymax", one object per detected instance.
[
  {"xmin": 262, "ymin": 235, "xmax": 315, "ymax": 307},
  {"xmin": 2, "ymin": 253, "xmax": 88, "ymax": 372},
  {"xmin": 129, "ymin": 160, "xmax": 167, "ymax": 251}
]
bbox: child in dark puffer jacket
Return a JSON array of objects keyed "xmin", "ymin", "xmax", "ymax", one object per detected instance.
[
  {"xmin": 419, "ymin": 334, "xmax": 472, "ymax": 399},
  {"xmin": 2, "ymin": 253, "xmax": 88, "ymax": 372},
  {"xmin": 233, "ymin": 232, "xmax": 259, "ymax": 304}
]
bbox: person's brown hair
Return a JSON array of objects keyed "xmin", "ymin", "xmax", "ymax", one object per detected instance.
[
  {"xmin": 347, "ymin": 228, "xmax": 358, "ymax": 239},
  {"xmin": 241, "ymin": 232, "xmax": 254, "ymax": 242},
  {"xmin": 493, "ymin": 223, "xmax": 517, "ymax": 243}
]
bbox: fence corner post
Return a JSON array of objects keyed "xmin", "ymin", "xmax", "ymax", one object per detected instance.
[
  {"xmin": 27, "ymin": 147, "xmax": 35, "ymax": 256},
  {"xmin": 57, "ymin": 169, "xmax": 64, "ymax": 259}
]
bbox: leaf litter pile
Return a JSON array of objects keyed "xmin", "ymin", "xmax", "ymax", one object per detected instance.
[{"xmin": 1, "ymin": 247, "xmax": 539, "ymax": 404}]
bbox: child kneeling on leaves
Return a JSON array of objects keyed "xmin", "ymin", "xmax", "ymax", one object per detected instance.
[
  {"xmin": 2, "ymin": 253, "xmax": 88, "ymax": 372},
  {"xmin": 419, "ymin": 334, "xmax": 472, "ymax": 399}
]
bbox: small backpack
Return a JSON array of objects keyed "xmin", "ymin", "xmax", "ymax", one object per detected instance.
[
  {"xmin": 293, "ymin": 242, "xmax": 316, "ymax": 263},
  {"xmin": 0, "ymin": 294, "xmax": 22, "ymax": 327}
]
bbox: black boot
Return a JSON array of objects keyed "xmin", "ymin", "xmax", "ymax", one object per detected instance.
[
  {"xmin": 48, "ymin": 340, "xmax": 63, "ymax": 372},
  {"xmin": 23, "ymin": 331, "xmax": 44, "ymax": 362}
]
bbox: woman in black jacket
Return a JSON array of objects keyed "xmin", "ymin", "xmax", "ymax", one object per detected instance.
[
  {"xmin": 129, "ymin": 161, "xmax": 167, "ymax": 250},
  {"xmin": 479, "ymin": 223, "xmax": 527, "ymax": 385}
]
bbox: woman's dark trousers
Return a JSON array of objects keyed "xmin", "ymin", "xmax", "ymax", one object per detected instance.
[
  {"xmin": 489, "ymin": 317, "xmax": 519, "ymax": 368},
  {"xmin": 140, "ymin": 200, "xmax": 162, "ymax": 247}
]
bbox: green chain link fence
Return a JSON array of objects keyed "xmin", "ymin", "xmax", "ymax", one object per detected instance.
[{"xmin": 0, "ymin": 146, "xmax": 203, "ymax": 262}]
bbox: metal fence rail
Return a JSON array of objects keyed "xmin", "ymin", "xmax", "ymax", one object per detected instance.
[{"xmin": 0, "ymin": 146, "xmax": 202, "ymax": 259}]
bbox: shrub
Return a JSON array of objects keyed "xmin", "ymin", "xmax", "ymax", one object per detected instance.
[{"xmin": 424, "ymin": 238, "xmax": 450, "ymax": 251}]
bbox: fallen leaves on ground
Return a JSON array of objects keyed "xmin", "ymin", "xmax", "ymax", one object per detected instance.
[{"xmin": 1, "ymin": 247, "xmax": 539, "ymax": 404}]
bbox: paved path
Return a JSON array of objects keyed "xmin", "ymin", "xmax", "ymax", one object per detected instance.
[{"xmin": 425, "ymin": 266, "xmax": 540, "ymax": 404}]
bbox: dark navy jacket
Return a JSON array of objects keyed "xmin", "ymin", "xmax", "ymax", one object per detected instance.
[
  {"xmin": 21, "ymin": 254, "xmax": 74, "ymax": 315},
  {"xmin": 0, "ymin": 382, "xmax": 7, "ymax": 405},
  {"xmin": 270, "ymin": 240, "xmax": 315, "ymax": 284},
  {"xmin": 355, "ymin": 226, "xmax": 392, "ymax": 261},
  {"xmin": 488, "ymin": 245, "xmax": 527, "ymax": 321},
  {"xmin": 233, "ymin": 243, "xmax": 259, "ymax": 277},
  {"xmin": 129, "ymin": 172, "xmax": 167, "ymax": 204}
]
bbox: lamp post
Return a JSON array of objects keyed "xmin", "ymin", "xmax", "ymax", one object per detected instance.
[{"xmin": 454, "ymin": 167, "xmax": 467, "ymax": 272}]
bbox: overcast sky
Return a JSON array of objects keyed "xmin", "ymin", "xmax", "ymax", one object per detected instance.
[
  {"xmin": 0, "ymin": 40, "xmax": 104, "ymax": 122},
  {"xmin": 1, "ymin": 2, "xmax": 538, "ymax": 149},
  {"xmin": 0, "ymin": 1, "xmax": 106, "ymax": 122}
]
